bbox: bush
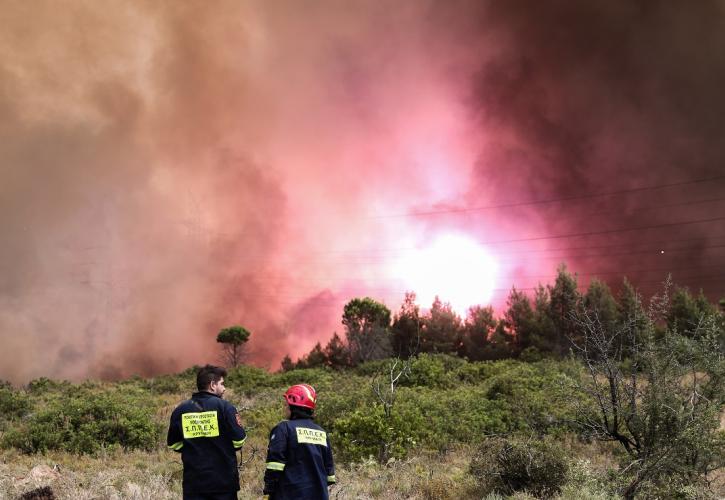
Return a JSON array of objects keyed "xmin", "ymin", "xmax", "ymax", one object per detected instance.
[
  {"xmin": 351, "ymin": 359, "xmax": 391, "ymax": 377},
  {"xmin": 316, "ymin": 381, "xmax": 369, "ymax": 421},
  {"xmin": 272, "ymin": 367, "xmax": 335, "ymax": 392},
  {"xmin": 482, "ymin": 362, "xmax": 582, "ymax": 434},
  {"xmin": 394, "ymin": 386, "xmax": 509, "ymax": 449},
  {"xmin": 332, "ymin": 404, "xmax": 412, "ymax": 463},
  {"xmin": 0, "ymin": 381, "xmax": 31, "ymax": 421},
  {"xmin": 142, "ymin": 374, "xmax": 190, "ymax": 395},
  {"xmin": 226, "ymin": 364, "xmax": 274, "ymax": 394},
  {"xmin": 322, "ymin": 359, "xmax": 583, "ymax": 463},
  {"xmin": 470, "ymin": 437, "xmax": 569, "ymax": 498},
  {"xmin": 325, "ymin": 382, "xmax": 512, "ymax": 462},
  {"xmin": 241, "ymin": 397, "xmax": 286, "ymax": 435},
  {"xmin": 1, "ymin": 389, "xmax": 160, "ymax": 454},
  {"xmin": 400, "ymin": 353, "xmax": 463, "ymax": 388},
  {"xmin": 559, "ymin": 459, "xmax": 618, "ymax": 499},
  {"xmin": 26, "ymin": 377, "xmax": 71, "ymax": 394},
  {"xmin": 519, "ymin": 346, "xmax": 544, "ymax": 362},
  {"xmin": 454, "ymin": 360, "xmax": 509, "ymax": 384}
]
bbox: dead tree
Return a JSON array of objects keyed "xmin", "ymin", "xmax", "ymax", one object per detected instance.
[
  {"xmin": 569, "ymin": 279, "xmax": 724, "ymax": 499},
  {"xmin": 371, "ymin": 356, "xmax": 412, "ymax": 464}
]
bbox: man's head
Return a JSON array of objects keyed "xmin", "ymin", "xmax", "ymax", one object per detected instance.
[{"xmin": 196, "ymin": 364, "xmax": 227, "ymax": 397}]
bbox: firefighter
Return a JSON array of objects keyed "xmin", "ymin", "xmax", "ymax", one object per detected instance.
[
  {"xmin": 167, "ymin": 365, "xmax": 247, "ymax": 500},
  {"xmin": 263, "ymin": 384, "xmax": 336, "ymax": 500}
]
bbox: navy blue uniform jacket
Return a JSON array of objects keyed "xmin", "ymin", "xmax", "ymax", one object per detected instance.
[
  {"xmin": 167, "ymin": 392, "xmax": 247, "ymax": 493},
  {"xmin": 264, "ymin": 418, "xmax": 336, "ymax": 499}
]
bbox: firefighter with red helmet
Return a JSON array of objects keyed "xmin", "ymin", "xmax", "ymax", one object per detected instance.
[{"xmin": 263, "ymin": 384, "xmax": 336, "ymax": 499}]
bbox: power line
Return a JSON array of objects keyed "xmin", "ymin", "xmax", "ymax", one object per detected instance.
[
  {"xmin": 267, "ymin": 216, "xmax": 725, "ymax": 259},
  {"xmin": 233, "ymin": 255, "xmax": 725, "ymax": 285},
  {"xmin": 294, "ymin": 243, "xmax": 725, "ymax": 266},
  {"xmin": 505, "ymin": 244, "xmax": 725, "ymax": 262},
  {"xmin": 584, "ymin": 195, "xmax": 725, "ymax": 219},
  {"xmin": 500, "ymin": 235, "xmax": 725, "ymax": 255},
  {"xmin": 480, "ymin": 216, "xmax": 725, "ymax": 245},
  {"xmin": 227, "ymin": 267, "xmax": 725, "ymax": 301},
  {"xmin": 229, "ymin": 238, "xmax": 725, "ymax": 271},
  {"xmin": 372, "ymin": 174, "xmax": 725, "ymax": 218}
]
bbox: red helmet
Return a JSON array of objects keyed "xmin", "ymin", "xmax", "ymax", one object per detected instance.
[{"xmin": 284, "ymin": 384, "xmax": 317, "ymax": 410}]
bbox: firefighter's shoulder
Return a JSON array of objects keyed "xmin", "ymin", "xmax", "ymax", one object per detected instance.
[
  {"xmin": 172, "ymin": 399, "xmax": 197, "ymax": 415},
  {"xmin": 268, "ymin": 419, "xmax": 291, "ymax": 439}
]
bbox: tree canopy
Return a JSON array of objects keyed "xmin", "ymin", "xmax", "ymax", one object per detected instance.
[
  {"xmin": 342, "ymin": 297, "xmax": 392, "ymax": 364},
  {"xmin": 216, "ymin": 325, "xmax": 251, "ymax": 367}
]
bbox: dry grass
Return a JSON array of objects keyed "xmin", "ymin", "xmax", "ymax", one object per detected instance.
[
  {"xmin": 2, "ymin": 440, "xmax": 723, "ymax": 500},
  {"xmin": 0, "ymin": 448, "xmax": 180, "ymax": 500},
  {"xmin": 0, "ymin": 445, "xmax": 479, "ymax": 500},
  {"xmin": 0, "ymin": 440, "xmax": 616, "ymax": 500}
]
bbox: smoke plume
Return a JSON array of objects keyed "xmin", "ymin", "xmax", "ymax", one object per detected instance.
[{"xmin": 1, "ymin": 0, "xmax": 723, "ymax": 382}]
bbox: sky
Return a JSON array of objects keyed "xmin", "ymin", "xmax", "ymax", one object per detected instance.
[{"xmin": 1, "ymin": 0, "xmax": 724, "ymax": 383}]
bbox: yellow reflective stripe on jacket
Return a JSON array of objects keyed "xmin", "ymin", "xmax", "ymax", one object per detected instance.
[
  {"xmin": 168, "ymin": 441, "xmax": 183, "ymax": 451},
  {"xmin": 266, "ymin": 461, "xmax": 286, "ymax": 471},
  {"xmin": 232, "ymin": 437, "xmax": 246, "ymax": 449},
  {"xmin": 327, "ymin": 475, "xmax": 336, "ymax": 483}
]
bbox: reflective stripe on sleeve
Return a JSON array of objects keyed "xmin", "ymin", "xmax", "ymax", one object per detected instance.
[
  {"xmin": 266, "ymin": 461, "xmax": 286, "ymax": 471},
  {"xmin": 168, "ymin": 441, "xmax": 183, "ymax": 451},
  {"xmin": 232, "ymin": 437, "xmax": 246, "ymax": 449},
  {"xmin": 327, "ymin": 475, "xmax": 336, "ymax": 483}
]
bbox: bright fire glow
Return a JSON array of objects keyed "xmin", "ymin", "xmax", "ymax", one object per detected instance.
[{"xmin": 395, "ymin": 234, "xmax": 498, "ymax": 317}]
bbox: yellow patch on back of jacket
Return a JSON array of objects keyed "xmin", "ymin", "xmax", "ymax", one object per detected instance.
[
  {"xmin": 182, "ymin": 411, "xmax": 220, "ymax": 439},
  {"xmin": 295, "ymin": 427, "xmax": 327, "ymax": 446}
]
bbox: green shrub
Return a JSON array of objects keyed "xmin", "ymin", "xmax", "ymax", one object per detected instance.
[
  {"xmin": 351, "ymin": 359, "xmax": 391, "ymax": 377},
  {"xmin": 482, "ymin": 362, "xmax": 582, "ymax": 434},
  {"xmin": 226, "ymin": 364, "xmax": 274, "ymax": 394},
  {"xmin": 241, "ymin": 397, "xmax": 285, "ymax": 435},
  {"xmin": 452, "ymin": 358, "xmax": 519, "ymax": 384},
  {"xmin": 227, "ymin": 365, "xmax": 338, "ymax": 395},
  {"xmin": 634, "ymin": 480, "xmax": 719, "ymax": 500},
  {"xmin": 470, "ymin": 437, "xmax": 569, "ymax": 498},
  {"xmin": 1, "ymin": 389, "xmax": 160, "ymax": 454},
  {"xmin": 454, "ymin": 360, "xmax": 500, "ymax": 383},
  {"xmin": 316, "ymin": 383, "xmax": 369, "ymax": 421},
  {"xmin": 142, "ymin": 374, "xmax": 189, "ymax": 395},
  {"xmin": 332, "ymin": 404, "xmax": 412, "ymax": 462},
  {"xmin": 321, "ymin": 358, "xmax": 584, "ymax": 463},
  {"xmin": 0, "ymin": 381, "xmax": 31, "ymax": 421},
  {"xmin": 0, "ymin": 382, "xmax": 31, "ymax": 432},
  {"xmin": 325, "ymin": 382, "xmax": 513, "ymax": 462},
  {"xmin": 26, "ymin": 377, "xmax": 71, "ymax": 394},
  {"xmin": 272, "ymin": 367, "xmax": 335, "ymax": 391},
  {"xmin": 394, "ymin": 386, "xmax": 510, "ymax": 449},
  {"xmin": 559, "ymin": 459, "xmax": 618, "ymax": 499},
  {"xmin": 519, "ymin": 346, "xmax": 544, "ymax": 362},
  {"xmin": 401, "ymin": 353, "xmax": 463, "ymax": 388}
]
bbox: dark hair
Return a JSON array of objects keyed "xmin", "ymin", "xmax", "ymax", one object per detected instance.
[
  {"xmin": 20, "ymin": 486, "xmax": 56, "ymax": 500},
  {"xmin": 289, "ymin": 405, "xmax": 314, "ymax": 420},
  {"xmin": 196, "ymin": 364, "xmax": 227, "ymax": 391}
]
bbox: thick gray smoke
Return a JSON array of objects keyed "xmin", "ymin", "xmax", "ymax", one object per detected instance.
[
  {"xmin": 1, "ymin": 0, "xmax": 723, "ymax": 383},
  {"xmin": 460, "ymin": 0, "xmax": 725, "ymax": 294}
]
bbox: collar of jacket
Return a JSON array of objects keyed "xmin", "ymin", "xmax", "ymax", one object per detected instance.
[{"xmin": 191, "ymin": 391, "xmax": 221, "ymax": 399}]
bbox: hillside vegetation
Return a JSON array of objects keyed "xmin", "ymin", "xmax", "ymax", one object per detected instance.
[
  {"xmin": 1, "ymin": 272, "xmax": 723, "ymax": 499},
  {"xmin": 0, "ymin": 354, "xmax": 722, "ymax": 499}
]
